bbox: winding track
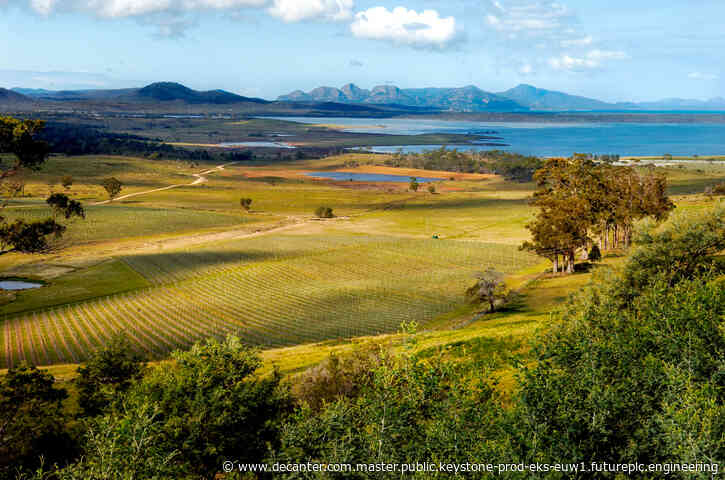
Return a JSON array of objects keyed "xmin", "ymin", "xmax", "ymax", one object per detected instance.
[{"xmin": 91, "ymin": 162, "xmax": 236, "ymax": 205}]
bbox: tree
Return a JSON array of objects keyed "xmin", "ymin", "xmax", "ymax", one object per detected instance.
[
  {"xmin": 274, "ymin": 346, "xmax": 506, "ymax": 478},
  {"xmin": 101, "ymin": 177, "xmax": 122, "ymax": 201},
  {"xmin": 0, "ymin": 117, "xmax": 71, "ymax": 256},
  {"xmin": 61, "ymin": 175, "xmax": 73, "ymax": 190},
  {"xmin": 0, "ymin": 364, "xmax": 74, "ymax": 477},
  {"xmin": 616, "ymin": 204, "xmax": 725, "ymax": 300},
  {"xmin": 239, "ymin": 197, "xmax": 252, "ymax": 212},
  {"xmin": 76, "ymin": 335, "xmax": 146, "ymax": 417},
  {"xmin": 46, "ymin": 193, "xmax": 85, "ymax": 220},
  {"xmin": 408, "ymin": 177, "xmax": 419, "ymax": 192},
  {"xmin": 513, "ymin": 208, "xmax": 725, "ymax": 472},
  {"xmin": 0, "ymin": 219, "xmax": 66, "ymax": 254},
  {"xmin": 465, "ymin": 268, "xmax": 509, "ymax": 312},
  {"xmin": 522, "ymin": 156, "xmax": 674, "ymax": 273},
  {"xmin": 125, "ymin": 336, "xmax": 288, "ymax": 478},
  {"xmin": 427, "ymin": 184, "xmax": 436, "ymax": 194},
  {"xmin": 56, "ymin": 402, "xmax": 178, "ymax": 480},
  {"xmin": 588, "ymin": 244, "xmax": 602, "ymax": 262},
  {"xmin": 0, "ymin": 117, "xmax": 49, "ymax": 174},
  {"xmin": 314, "ymin": 206, "xmax": 334, "ymax": 218}
]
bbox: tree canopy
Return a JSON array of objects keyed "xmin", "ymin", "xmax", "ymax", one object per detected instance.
[
  {"xmin": 0, "ymin": 116, "xmax": 84, "ymax": 255},
  {"xmin": 522, "ymin": 156, "xmax": 674, "ymax": 273}
]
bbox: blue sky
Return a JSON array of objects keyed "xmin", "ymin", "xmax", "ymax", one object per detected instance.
[{"xmin": 1, "ymin": 0, "xmax": 723, "ymax": 101}]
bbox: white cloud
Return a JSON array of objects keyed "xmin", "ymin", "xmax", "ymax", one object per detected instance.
[
  {"xmin": 688, "ymin": 71, "xmax": 719, "ymax": 80},
  {"xmin": 560, "ymin": 35, "xmax": 592, "ymax": 47},
  {"xmin": 587, "ymin": 49, "xmax": 628, "ymax": 61},
  {"xmin": 268, "ymin": 0, "xmax": 353, "ymax": 22},
  {"xmin": 350, "ymin": 6, "xmax": 461, "ymax": 49},
  {"xmin": 26, "ymin": 0, "xmax": 266, "ymax": 17},
  {"xmin": 485, "ymin": 1, "xmax": 571, "ymax": 34},
  {"xmin": 548, "ymin": 49, "xmax": 628, "ymax": 71},
  {"xmin": 518, "ymin": 63, "xmax": 533, "ymax": 74},
  {"xmin": 17, "ymin": 0, "xmax": 350, "ymax": 36}
]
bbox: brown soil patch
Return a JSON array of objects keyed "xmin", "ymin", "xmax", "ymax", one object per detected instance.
[{"xmin": 336, "ymin": 165, "xmax": 494, "ymax": 181}]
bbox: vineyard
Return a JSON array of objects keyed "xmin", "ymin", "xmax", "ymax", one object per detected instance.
[{"xmin": 0, "ymin": 234, "xmax": 538, "ymax": 367}]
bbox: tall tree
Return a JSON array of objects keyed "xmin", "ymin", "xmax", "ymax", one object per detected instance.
[
  {"xmin": 522, "ymin": 156, "xmax": 674, "ymax": 273},
  {"xmin": 0, "ymin": 117, "xmax": 78, "ymax": 254},
  {"xmin": 101, "ymin": 177, "xmax": 123, "ymax": 201},
  {"xmin": 0, "ymin": 364, "xmax": 74, "ymax": 476}
]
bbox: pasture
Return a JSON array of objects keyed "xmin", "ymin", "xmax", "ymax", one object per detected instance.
[
  {"xmin": 0, "ymin": 152, "xmax": 719, "ymax": 370},
  {"xmin": 0, "ymin": 153, "xmax": 542, "ymax": 367}
]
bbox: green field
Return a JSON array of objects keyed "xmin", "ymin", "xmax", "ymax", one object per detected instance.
[
  {"xmin": 0, "ymin": 233, "xmax": 538, "ymax": 367},
  {"xmin": 0, "ymin": 152, "xmax": 721, "ymax": 369}
]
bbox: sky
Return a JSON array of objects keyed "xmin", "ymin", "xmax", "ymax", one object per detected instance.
[{"xmin": 1, "ymin": 0, "xmax": 724, "ymax": 102}]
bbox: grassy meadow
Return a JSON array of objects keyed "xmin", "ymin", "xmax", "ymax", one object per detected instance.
[{"xmin": 0, "ymin": 151, "xmax": 722, "ymax": 378}]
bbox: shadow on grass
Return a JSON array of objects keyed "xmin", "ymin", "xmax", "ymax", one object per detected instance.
[
  {"xmin": 365, "ymin": 196, "xmax": 528, "ymax": 212},
  {"xmin": 119, "ymin": 249, "xmax": 294, "ymax": 279}
]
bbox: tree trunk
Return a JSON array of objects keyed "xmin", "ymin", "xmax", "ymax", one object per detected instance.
[
  {"xmin": 552, "ymin": 255, "xmax": 559, "ymax": 273},
  {"xmin": 613, "ymin": 224, "xmax": 619, "ymax": 248},
  {"xmin": 567, "ymin": 251, "xmax": 575, "ymax": 273},
  {"xmin": 489, "ymin": 299, "xmax": 495, "ymax": 313}
]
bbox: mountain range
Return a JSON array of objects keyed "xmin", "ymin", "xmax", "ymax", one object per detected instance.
[
  {"xmin": 279, "ymin": 83, "xmax": 725, "ymax": 112},
  {"xmin": 10, "ymin": 82, "xmax": 269, "ymax": 105},
  {"xmin": 4, "ymin": 81, "xmax": 725, "ymax": 113}
]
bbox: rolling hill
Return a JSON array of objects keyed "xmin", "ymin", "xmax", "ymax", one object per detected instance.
[
  {"xmin": 5, "ymin": 81, "xmax": 725, "ymax": 114},
  {"xmin": 497, "ymin": 84, "xmax": 613, "ymax": 111},
  {"xmin": 278, "ymin": 83, "xmax": 527, "ymax": 112},
  {"xmin": 10, "ymin": 82, "xmax": 269, "ymax": 105},
  {"xmin": 0, "ymin": 88, "xmax": 33, "ymax": 104}
]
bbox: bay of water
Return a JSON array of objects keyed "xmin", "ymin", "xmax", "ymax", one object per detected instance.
[{"xmin": 272, "ymin": 116, "xmax": 725, "ymax": 157}]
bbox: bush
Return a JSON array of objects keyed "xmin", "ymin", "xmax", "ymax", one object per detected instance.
[
  {"xmin": 293, "ymin": 344, "xmax": 388, "ymax": 411},
  {"xmin": 61, "ymin": 175, "xmax": 73, "ymax": 190},
  {"xmin": 125, "ymin": 336, "xmax": 289, "ymax": 478},
  {"xmin": 314, "ymin": 206, "xmax": 334, "ymax": 218},
  {"xmin": 588, "ymin": 244, "xmax": 602, "ymax": 262},
  {"xmin": 704, "ymin": 182, "xmax": 725, "ymax": 196},
  {"xmin": 0, "ymin": 364, "xmax": 76, "ymax": 477},
  {"xmin": 273, "ymin": 350, "xmax": 508, "ymax": 478},
  {"xmin": 76, "ymin": 335, "xmax": 146, "ymax": 416},
  {"xmin": 511, "ymin": 205, "xmax": 725, "ymax": 471}
]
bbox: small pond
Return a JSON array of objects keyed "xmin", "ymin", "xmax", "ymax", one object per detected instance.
[
  {"xmin": 0, "ymin": 280, "xmax": 43, "ymax": 290},
  {"xmin": 307, "ymin": 172, "xmax": 443, "ymax": 183}
]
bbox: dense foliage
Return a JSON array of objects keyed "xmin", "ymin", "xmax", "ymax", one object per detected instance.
[
  {"xmin": 384, "ymin": 147, "xmax": 543, "ymax": 181},
  {"xmin": 522, "ymin": 155, "xmax": 674, "ymax": 273},
  {"xmin": 0, "ymin": 116, "xmax": 84, "ymax": 254},
  {"xmin": 37, "ymin": 121, "xmax": 253, "ymax": 163},
  {"xmin": 0, "ymin": 365, "xmax": 74, "ymax": 478},
  {"xmin": 314, "ymin": 206, "xmax": 334, "ymax": 218},
  {"xmin": 512, "ymin": 206, "xmax": 725, "ymax": 476},
  {"xmin": 4, "ymin": 205, "xmax": 724, "ymax": 479}
]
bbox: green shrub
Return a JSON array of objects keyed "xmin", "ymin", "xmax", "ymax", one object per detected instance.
[{"xmin": 314, "ymin": 206, "xmax": 334, "ymax": 218}]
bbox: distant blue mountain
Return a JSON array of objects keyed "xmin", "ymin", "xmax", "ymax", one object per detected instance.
[
  {"xmin": 10, "ymin": 82, "xmax": 269, "ymax": 105},
  {"xmin": 0, "ymin": 88, "xmax": 32, "ymax": 103},
  {"xmin": 496, "ymin": 84, "xmax": 612, "ymax": 111},
  {"xmin": 279, "ymin": 83, "xmax": 527, "ymax": 112},
  {"xmin": 6, "ymin": 81, "xmax": 725, "ymax": 112},
  {"xmin": 279, "ymin": 82, "xmax": 725, "ymax": 112}
]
